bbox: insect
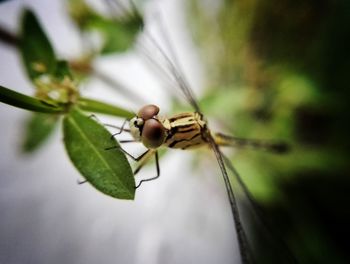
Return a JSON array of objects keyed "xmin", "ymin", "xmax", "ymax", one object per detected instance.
[
  {"xmin": 104, "ymin": 1, "xmax": 295, "ymax": 263},
  {"xmin": 111, "ymin": 103, "xmax": 290, "ymax": 263},
  {"xmin": 104, "ymin": 32, "xmax": 293, "ymax": 264}
]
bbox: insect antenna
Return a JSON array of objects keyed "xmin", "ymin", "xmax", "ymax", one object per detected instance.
[{"xmin": 222, "ymin": 154, "xmax": 299, "ymax": 263}]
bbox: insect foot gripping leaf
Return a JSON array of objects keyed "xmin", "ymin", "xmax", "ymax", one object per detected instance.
[{"xmin": 63, "ymin": 108, "xmax": 135, "ymax": 199}]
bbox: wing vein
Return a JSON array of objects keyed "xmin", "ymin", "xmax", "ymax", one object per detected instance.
[{"xmin": 207, "ymin": 134, "xmax": 252, "ymax": 264}]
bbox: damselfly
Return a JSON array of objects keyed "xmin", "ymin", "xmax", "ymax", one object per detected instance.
[
  {"xmin": 105, "ymin": 1, "xmax": 294, "ymax": 263},
  {"xmin": 109, "ymin": 105, "xmax": 289, "ymax": 264}
]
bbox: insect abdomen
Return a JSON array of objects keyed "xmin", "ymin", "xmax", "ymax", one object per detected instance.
[{"xmin": 163, "ymin": 113, "xmax": 207, "ymax": 150}]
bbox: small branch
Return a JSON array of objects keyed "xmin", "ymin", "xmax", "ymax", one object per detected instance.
[
  {"xmin": 0, "ymin": 24, "xmax": 19, "ymax": 47},
  {"xmin": 0, "ymin": 85, "xmax": 63, "ymax": 113},
  {"xmin": 78, "ymin": 97, "xmax": 134, "ymax": 119}
]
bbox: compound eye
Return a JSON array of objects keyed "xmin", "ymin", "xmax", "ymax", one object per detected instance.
[
  {"xmin": 142, "ymin": 119, "xmax": 166, "ymax": 149},
  {"xmin": 138, "ymin": 105, "xmax": 160, "ymax": 120}
]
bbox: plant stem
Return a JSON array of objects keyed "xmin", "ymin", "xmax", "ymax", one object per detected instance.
[
  {"xmin": 0, "ymin": 85, "xmax": 63, "ymax": 113},
  {"xmin": 78, "ymin": 97, "xmax": 134, "ymax": 119},
  {"xmin": 0, "ymin": 24, "xmax": 19, "ymax": 47}
]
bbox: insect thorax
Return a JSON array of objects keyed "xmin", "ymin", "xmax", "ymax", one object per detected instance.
[{"xmin": 160, "ymin": 112, "xmax": 208, "ymax": 150}]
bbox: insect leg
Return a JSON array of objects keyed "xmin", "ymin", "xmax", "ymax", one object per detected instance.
[
  {"xmin": 105, "ymin": 145, "xmax": 150, "ymax": 162},
  {"xmin": 132, "ymin": 148, "xmax": 156, "ymax": 177},
  {"xmin": 135, "ymin": 151, "xmax": 160, "ymax": 189},
  {"xmin": 104, "ymin": 122, "xmax": 131, "ymax": 134},
  {"xmin": 119, "ymin": 139, "xmax": 138, "ymax": 143},
  {"xmin": 87, "ymin": 114, "xmax": 132, "ymax": 135},
  {"xmin": 80, "ymin": 138, "xmax": 140, "ymax": 184},
  {"xmin": 77, "ymin": 179, "xmax": 88, "ymax": 185},
  {"xmin": 108, "ymin": 119, "xmax": 129, "ymax": 139},
  {"xmin": 88, "ymin": 114, "xmax": 100, "ymax": 122}
]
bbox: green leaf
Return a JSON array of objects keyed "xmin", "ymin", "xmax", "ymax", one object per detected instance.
[
  {"xmin": 20, "ymin": 9, "xmax": 56, "ymax": 80},
  {"xmin": 22, "ymin": 113, "xmax": 59, "ymax": 152},
  {"xmin": 78, "ymin": 97, "xmax": 134, "ymax": 119},
  {"xmin": 98, "ymin": 16, "xmax": 143, "ymax": 54},
  {"xmin": 63, "ymin": 108, "xmax": 135, "ymax": 199},
  {"xmin": 0, "ymin": 85, "xmax": 63, "ymax": 113}
]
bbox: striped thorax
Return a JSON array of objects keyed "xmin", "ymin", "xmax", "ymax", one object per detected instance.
[{"xmin": 161, "ymin": 112, "xmax": 208, "ymax": 150}]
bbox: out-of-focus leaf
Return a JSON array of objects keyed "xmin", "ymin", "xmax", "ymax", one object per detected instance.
[
  {"xmin": 22, "ymin": 113, "xmax": 59, "ymax": 152},
  {"xmin": 19, "ymin": 9, "xmax": 56, "ymax": 81},
  {"xmin": 68, "ymin": 0, "xmax": 143, "ymax": 54},
  {"xmin": 0, "ymin": 85, "xmax": 63, "ymax": 113},
  {"xmin": 63, "ymin": 108, "xmax": 135, "ymax": 199},
  {"xmin": 98, "ymin": 16, "xmax": 143, "ymax": 54},
  {"xmin": 67, "ymin": 0, "xmax": 99, "ymax": 29},
  {"xmin": 78, "ymin": 97, "xmax": 134, "ymax": 119}
]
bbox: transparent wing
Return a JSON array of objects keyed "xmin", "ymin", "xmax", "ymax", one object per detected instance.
[
  {"xmin": 221, "ymin": 153, "xmax": 298, "ymax": 263},
  {"xmin": 138, "ymin": 10, "xmax": 253, "ymax": 264},
  {"xmin": 136, "ymin": 19, "xmax": 201, "ymax": 113},
  {"xmin": 206, "ymin": 134, "xmax": 252, "ymax": 264}
]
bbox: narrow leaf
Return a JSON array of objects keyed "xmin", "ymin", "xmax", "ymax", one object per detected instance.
[
  {"xmin": 63, "ymin": 108, "xmax": 135, "ymax": 199},
  {"xmin": 22, "ymin": 113, "xmax": 59, "ymax": 152},
  {"xmin": 20, "ymin": 9, "xmax": 56, "ymax": 80},
  {"xmin": 78, "ymin": 97, "xmax": 134, "ymax": 119},
  {"xmin": 0, "ymin": 85, "xmax": 63, "ymax": 113}
]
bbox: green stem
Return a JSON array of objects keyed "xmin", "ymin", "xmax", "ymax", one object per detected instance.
[
  {"xmin": 0, "ymin": 24, "xmax": 19, "ymax": 47},
  {"xmin": 0, "ymin": 85, "xmax": 63, "ymax": 113},
  {"xmin": 78, "ymin": 97, "xmax": 134, "ymax": 119}
]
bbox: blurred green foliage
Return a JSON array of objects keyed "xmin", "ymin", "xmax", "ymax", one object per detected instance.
[
  {"xmin": 67, "ymin": 0, "xmax": 143, "ymax": 54},
  {"xmin": 0, "ymin": 4, "xmax": 138, "ymax": 198},
  {"xmin": 189, "ymin": 0, "xmax": 350, "ymax": 263}
]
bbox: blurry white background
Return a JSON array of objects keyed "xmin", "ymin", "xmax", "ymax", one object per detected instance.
[{"xmin": 0, "ymin": 0, "xmax": 239, "ymax": 263}]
